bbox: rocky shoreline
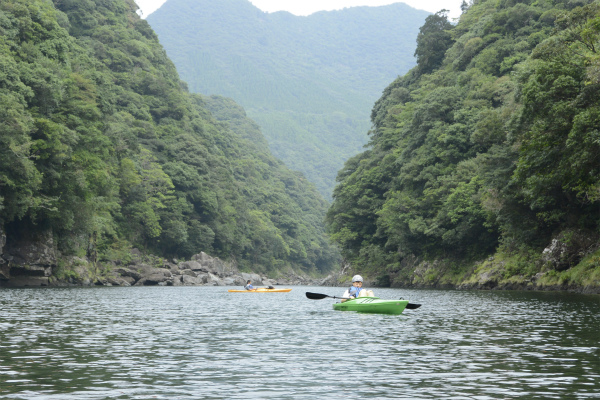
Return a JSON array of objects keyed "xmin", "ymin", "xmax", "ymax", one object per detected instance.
[
  {"xmin": 0, "ymin": 227, "xmax": 334, "ymax": 288},
  {"xmin": 0, "ymin": 249, "xmax": 331, "ymax": 288},
  {"xmin": 2, "ymin": 228, "xmax": 598, "ymax": 293}
]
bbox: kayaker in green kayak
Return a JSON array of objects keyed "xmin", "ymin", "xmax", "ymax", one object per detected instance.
[{"xmin": 341, "ymin": 275, "xmax": 373, "ymax": 302}]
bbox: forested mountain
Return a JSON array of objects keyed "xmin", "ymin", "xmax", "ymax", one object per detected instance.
[
  {"xmin": 327, "ymin": 1, "xmax": 600, "ymax": 288},
  {"xmin": 0, "ymin": 0, "xmax": 340, "ymax": 278},
  {"xmin": 146, "ymin": 0, "xmax": 430, "ymax": 199}
]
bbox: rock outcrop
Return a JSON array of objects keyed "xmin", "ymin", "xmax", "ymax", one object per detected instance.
[
  {"xmin": 0, "ymin": 229, "xmax": 56, "ymax": 287},
  {"xmin": 0, "ymin": 226, "xmax": 7, "ymax": 282},
  {"xmin": 0, "ymin": 240, "xmax": 318, "ymax": 287},
  {"xmin": 541, "ymin": 230, "xmax": 598, "ymax": 272}
]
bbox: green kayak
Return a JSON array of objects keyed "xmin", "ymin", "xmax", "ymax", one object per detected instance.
[{"xmin": 332, "ymin": 297, "xmax": 409, "ymax": 315}]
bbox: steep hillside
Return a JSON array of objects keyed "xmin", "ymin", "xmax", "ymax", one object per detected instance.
[
  {"xmin": 0, "ymin": 0, "xmax": 340, "ymax": 286},
  {"xmin": 147, "ymin": 0, "xmax": 430, "ymax": 199},
  {"xmin": 326, "ymin": 1, "xmax": 600, "ymax": 291}
]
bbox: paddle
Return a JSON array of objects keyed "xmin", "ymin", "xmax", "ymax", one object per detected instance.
[
  {"xmin": 306, "ymin": 292, "xmax": 352, "ymax": 300},
  {"xmin": 305, "ymin": 292, "xmax": 422, "ymax": 309}
]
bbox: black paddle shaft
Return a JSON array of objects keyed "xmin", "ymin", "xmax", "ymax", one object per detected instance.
[{"xmin": 305, "ymin": 292, "xmax": 351, "ymax": 300}]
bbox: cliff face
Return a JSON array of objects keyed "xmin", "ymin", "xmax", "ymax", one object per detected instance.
[{"xmin": 1, "ymin": 229, "xmax": 56, "ymax": 287}]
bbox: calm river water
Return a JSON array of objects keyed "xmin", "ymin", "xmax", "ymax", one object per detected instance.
[{"xmin": 0, "ymin": 286, "xmax": 599, "ymax": 399}]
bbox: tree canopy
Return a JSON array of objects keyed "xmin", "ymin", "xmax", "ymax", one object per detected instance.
[
  {"xmin": 0, "ymin": 0, "xmax": 340, "ymax": 274},
  {"xmin": 327, "ymin": 0, "xmax": 600, "ymax": 280}
]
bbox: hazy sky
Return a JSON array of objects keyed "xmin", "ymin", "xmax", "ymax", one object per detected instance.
[{"xmin": 135, "ymin": 0, "xmax": 463, "ymax": 20}]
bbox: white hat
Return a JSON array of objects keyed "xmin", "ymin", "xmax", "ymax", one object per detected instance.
[{"xmin": 352, "ymin": 275, "xmax": 363, "ymax": 283}]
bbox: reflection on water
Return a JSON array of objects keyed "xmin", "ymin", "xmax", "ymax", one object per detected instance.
[{"xmin": 0, "ymin": 287, "xmax": 598, "ymax": 399}]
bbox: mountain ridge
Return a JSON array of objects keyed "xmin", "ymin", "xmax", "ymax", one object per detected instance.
[{"xmin": 147, "ymin": 0, "xmax": 430, "ymax": 198}]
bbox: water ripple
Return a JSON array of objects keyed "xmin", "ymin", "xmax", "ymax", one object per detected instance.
[{"xmin": 0, "ymin": 287, "xmax": 598, "ymax": 399}]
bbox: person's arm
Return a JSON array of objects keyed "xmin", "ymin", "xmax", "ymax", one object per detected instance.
[{"xmin": 341, "ymin": 289, "xmax": 350, "ymax": 302}]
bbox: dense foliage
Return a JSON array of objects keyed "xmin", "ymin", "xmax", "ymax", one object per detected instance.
[
  {"xmin": 146, "ymin": 0, "xmax": 430, "ymax": 199},
  {"xmin": 0, "ymin": 0, "xmax": 339, "ymax": 274},
  {"xmin": 327, "ymin": 0, "xmax": 600, "ymax": 278}
]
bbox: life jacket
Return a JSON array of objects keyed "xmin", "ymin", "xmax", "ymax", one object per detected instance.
[{"xmin": 348, "ymin": 286, "xmax": 362, "ymax": 298}]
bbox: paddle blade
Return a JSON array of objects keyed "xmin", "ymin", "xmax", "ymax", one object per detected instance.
[
  {"xmin": 306, "ymin": 292, "xmax": 329, "ymax": 300},
  {"xmin": 406, "ymin": 303, "xmax": 421, "ymax": 309}
]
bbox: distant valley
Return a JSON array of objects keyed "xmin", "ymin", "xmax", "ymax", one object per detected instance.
[{"xmin": 147, "ymin": 0, "xmax": 430, "ymax": 199}]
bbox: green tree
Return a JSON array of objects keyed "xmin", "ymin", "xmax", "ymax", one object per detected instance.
[{"xmin": 414, "ymin": 10, "xmax": 455, "ymax": 75}]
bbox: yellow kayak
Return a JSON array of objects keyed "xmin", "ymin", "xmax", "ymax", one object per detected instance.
[{"xmin": 228, "ymin": 288, "xmax": 292, "ymax": 293}]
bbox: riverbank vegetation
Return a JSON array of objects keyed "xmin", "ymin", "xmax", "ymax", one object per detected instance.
[
  {"xmin": 327, "ymin": 0, "xmax": 600, "ymax": 290},
  {"xmin": 0, "ymin": 0, "xmax": 339, "ymax": 278}
]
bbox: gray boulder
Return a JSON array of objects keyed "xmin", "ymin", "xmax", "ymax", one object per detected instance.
[
  {"xmin": 114, "ymin": 267, "xmax": 143, "ymax": 281},
  {"xmin": 179, "ymin": 260, "xmax": 205, "ymax": 272},
  {"xmin": 133, "ymin": 266, "xmax": 173, "ymax": 286},
  {"xmin": 241, "ymin": 272, "xmax": 262, "ymax": 285},
  {"xmin": 190, "ymin": 252, "xmax": 238, "ymax": 277},
  {"xmin": 182, "ymin": 274, "xmax": 206, "ymax": 285}
]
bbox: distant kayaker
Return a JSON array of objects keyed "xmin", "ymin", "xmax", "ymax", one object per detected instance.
[
  {"xmin": 244, "ymin": 280, "xmax": 256, "ymax": 291},
  {"xmin": 341, "ymin": 275, "xmax": 365, "ymax": 302}
]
